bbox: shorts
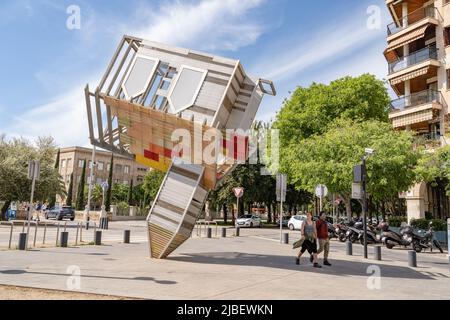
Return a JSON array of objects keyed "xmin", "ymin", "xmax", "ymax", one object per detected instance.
[{"xmin": 301, "ymin": 239, "xmax": 317, "ymax": 254}]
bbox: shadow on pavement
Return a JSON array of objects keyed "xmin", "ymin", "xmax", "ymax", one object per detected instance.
[
  {"xmin": 0, "ymin": 269, "xmax": 177, "ymax": 285},
  {"xmin": 169, "ymin": 252, "xmax": 438, "ymax": 280}
]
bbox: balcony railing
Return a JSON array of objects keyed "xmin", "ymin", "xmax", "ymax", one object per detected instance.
[
  {"xmin": 387, "ymin": 6, "xmax": 436, "ymax": 36},
  {"xmin": 390, "ymin": 89, "xmax": 441, "ymax": 111},
  {"xmin": 388, "ymin": 46, "xmax": 438, "ymax": 74},
  {"xmin": 413, "ymin": 132, "xmax": 442, "ymax": 150}
]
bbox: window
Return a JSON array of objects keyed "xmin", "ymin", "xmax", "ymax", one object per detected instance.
[
  {"xmin": 78, "ymin": 159, "xmax": 85, "ymax": 168},
  {"xmin": 447, "ymin": 70, "xmax": 450, "ymax": 90},
  {"xmin": 114, "ymin": 179, "xmax": 120, "ymax": 183},
  {"xmin": 61, "ymin": 159, "xmax": 66, "ymax": 168},
  {"xmin": 66, "ymin": 159, "xmax": 72, "ymax": 168},
  {"xmin": 107, "ymin": 163, "xmax": 111, "ymax": 171},
  {"xmin": 137, "ymin": 176, "xmax": 144, "ymax": 183},
  {"xmin": 445, "ymin": 27, "xmax": 450, "ymax": 47},
  {"xmin": 167, "ymin": 66, "xmax": 207, "ymax": 113},
  {"xmin": 115, "ymin": 164, "xmax": 123, "ymax": 173},
  {"xmin": 97, "ymin": 161, "xmax": 104, "ymax": 171},
  {"xmin": 124, "ymin": 165, "xmax": 130, "ymax": 174},
  {"xmin": 137, "ymin": 167, "xmax": 147, "ymax": 172},
  {"xmin": 122, "ymin": 55, "xmax": 159, "ymax": 100}
]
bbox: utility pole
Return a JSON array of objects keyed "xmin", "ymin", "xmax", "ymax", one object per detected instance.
[
  {"xmin": 26, "ymin": 160, "xmax": 40, "ymax": 250},
  {"xmin": 85, "ymin": 145, "xmax": 96, "ymax": 229},
  {"xmin": 362, "ymin": 156, "xmax": 368, "ymax": 259}
]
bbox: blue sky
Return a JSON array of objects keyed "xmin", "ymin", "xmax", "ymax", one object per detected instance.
[{"xmin": 0, "ymin": 0, "xmax": 391, "ymax": 147}]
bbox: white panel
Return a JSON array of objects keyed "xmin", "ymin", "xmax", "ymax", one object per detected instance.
[
  {"xmin": 122, "ymin": 55, "xmax": 159, "ymax": 100},
  {"xmin": 168, "ymin": 66, "xmax": 207, "ymax": 113}
]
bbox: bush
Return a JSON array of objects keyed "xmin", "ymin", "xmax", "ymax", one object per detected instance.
[
  {"xmin": 388, "ymin": 216, "xmax": 407, "ymax": 227},
  {"xmin": 410, "ymin": 218, "xmax": 447, "ymax": 231}
]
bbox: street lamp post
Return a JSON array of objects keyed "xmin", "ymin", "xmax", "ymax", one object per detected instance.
[
  {"xmin": 362, "ymin": 155, "xmax": 368, "ymax": 259},
  {"xmin": 85, "ymin": 145, "xmax": 96, "ymax": 229},
  {"xmin": 361, "ymin": 148, "xmax": 374, "ymax": 259}
]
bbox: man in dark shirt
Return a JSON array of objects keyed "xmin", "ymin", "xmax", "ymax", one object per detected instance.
[{"xmin": 314, "ymin": 211, "xmax": 332, "ymax": 266}]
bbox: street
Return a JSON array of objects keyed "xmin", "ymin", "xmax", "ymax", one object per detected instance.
[{"xmin": 0, "ymin": 222, "xmax": 448, "ymax": 300}]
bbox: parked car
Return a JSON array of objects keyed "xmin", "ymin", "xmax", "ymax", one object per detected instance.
[
  {"xmin": 45, "ymin": 206, "xmax": 75, "ymax": 221},
  {"xmin": 276, "ymin": 216, "xmax": 291, "ymax": 227},
  {"xmin": 236, "ymin": 214, "xmax": 262, "ymax": 228},
  {"xmin": 288, "ymin": 215, "xmax": 306, "ymax": 230}
]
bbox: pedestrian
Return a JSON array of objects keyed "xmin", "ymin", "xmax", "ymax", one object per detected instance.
[
  {"xmin": 296, "ymin": 212, "xmax": 321, "ymax": 268},
  {"xmin": 314, "ymin": 211, "xmax": 332, "ymax": 266}
]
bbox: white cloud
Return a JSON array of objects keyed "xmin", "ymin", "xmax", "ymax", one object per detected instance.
[
  {"xmin": 125, "ymin": 0, "xmax": 268, "ymax": 51},
  {"xmin": 5, "ymin": 0, "xmax": 270, "ymax": 147},
  {"xmin": 4, "ymin": 84, "xmax": 92, "ymax": 147}
]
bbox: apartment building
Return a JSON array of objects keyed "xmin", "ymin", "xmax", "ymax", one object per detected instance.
[
  {"xmin": 57, "ymin": 146, "xmax": 149, "ymax": 204},
  {"xmin": 385, "ymin": 0, "xmax": 449, "ymax": 219}
]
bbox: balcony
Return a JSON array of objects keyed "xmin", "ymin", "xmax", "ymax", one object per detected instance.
[
  {"xmin": 387, "ymin": 6, "xmax": 437, "ymax": 37},
  {"xmin": 390, "ymin": 89, "xmax": 441, "ymax": 111},
  {"xmin": 388, "ymin": 46, "xmax": 438, "ymax": 75},
  {"xmin": 389, "ymin": 89, "xmax": 442, "ymax": 129},
  {"xmin": 413, "ymin": 132, "xmax": 442, "ymax": 150}
]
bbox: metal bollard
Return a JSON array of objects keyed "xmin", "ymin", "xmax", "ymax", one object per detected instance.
[
  {"xmin": 374, "ymin": 246, "xmax": 382, "ymax": 261},
  {"xmin": 42, "ymin": 222, "xmax": 47, "ymax": 245},
  {"xmin": 408, "ymin": 250, "xmax": 417, "ymax": 267},
  {"xmin": 8, "ymin": 222, "xmax": 13, "ymax": 249},
  {"xmin": 221, "ymin": 228, "xmax": 227, "ymax": 238},
  {"xmin": 124, "ymin": 230, "xmax": 131, "ymax": 244},
  {"xmin": 235, "ymin": 227, "xmax": 240, "ymax": 237},
  {"xmin": 94, "ymin": 231, "xmax": 102, "ymax": 245},
  {"xmin": 60, "ymin": 232, "xmax": 69, "ymax": 248},
  {"xmin": 75, "ymin": 223, "xmax": 79, "ymax": 246},
  {"xmin": 346, "ymin": 241, "xmax": 353, "ymax": 256},
  {"xmin": 55, "ymin": 223, "xmax": 60, "ymax": 246},
  {"xmin": 207, "ymin": 228, "xmax": 212, "ymax": 238},
  {"xmin": 283, "ymin": 233, "xmax": 289, "ymax": 244},
  {"xmin": 18, "ymin": 233, "xmax": 27, "ymax": 250},
  {"xmin": 33, "ymin": 223, "xmax": 38, "ymax": 247}
]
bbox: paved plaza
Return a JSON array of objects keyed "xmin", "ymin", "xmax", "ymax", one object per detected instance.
[{"xmin": 0, "ymin": 222, "xmax": 448, "ymax": 300}]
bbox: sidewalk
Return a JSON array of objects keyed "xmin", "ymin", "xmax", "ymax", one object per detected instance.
[{"xmin": 0, "ymin": 230, "xmax": 448, "ymax": 300}]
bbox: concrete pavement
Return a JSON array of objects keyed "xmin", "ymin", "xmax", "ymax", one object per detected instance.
[{"xmin": 0, "ymin": 227, "xmax": 448, "ymax": 300}]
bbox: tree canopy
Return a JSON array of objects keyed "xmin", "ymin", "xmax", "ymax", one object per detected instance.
[
  {"xmin": 283, "ymin": 120, "xmax": 421, "ymax": 216},
  {"xmin": 273, "ymin": 74, "xmax": 390, "ymax": 145}
]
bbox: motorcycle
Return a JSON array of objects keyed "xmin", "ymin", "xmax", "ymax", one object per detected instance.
[
  {"xmin": 357, "ymin": 223, "xmax": 380, "ymax": 245},
  {"xmin": 345, "ymin": 222, "xmax": 363, "ymax": 243},
  {"xmin": 334, "ymin": 223, "xmax": 349, "ymax": 242},
  {"xmin": 411, "ymin": 223, "xmax": 444, "ymax": 253},
  {"xmin": 381, "ymin": 224, "xmax": 413, "ymax": 249}
]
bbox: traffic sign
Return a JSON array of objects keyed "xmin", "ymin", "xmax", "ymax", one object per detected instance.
[
  {"xmin": 101, "ymin": 181, "xmax": 109, "ymax": 191},
  {"xmin": 27, "ymin": 160, "xmax": 40, "ymax": 181},
  {"xmin": 352, "ymin": 183, "xmax": 362, "ymax": 199},
  {"xmin": 233, "ymin": 187, "xmax": 244, "ymax": 199},
  {"xmin": 315, "ymin": 184, "xmax": 328, "ymax": 198},
  {"xmin": 276, "ymin": 174, "xmax": 287, "ymax": 202}
]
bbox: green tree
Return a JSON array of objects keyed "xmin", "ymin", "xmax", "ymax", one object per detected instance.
[
  {"xmin": 66, "ymin": 173, "xmax": 74, "ymax": 207},
  {"xmin": 128, "ymin": 179, "xmax": 134, "ymax": 205},
  {"xmin": 142, "ymin": 170, "xmax": 165, "ymax": 203},
  {"xmin": 75, "ymin": 160, "xmax": 86, "ymax": 210},
  {"xmin": 48, "ymin": 148, "xmax": 60, "ymax": 207},
  {"xmin": 415, "ymin": 145, "xmax": 450, "ymax": 192},
  {"xmin": 284, "ymin": 120, "xmax": 421, "ymax": 217},
  {"xmin": 111, "ymin": 183, "xmax": 129, "ymax": 203},
  {"xmin": 105, "ymin": 153, "xmax": 113, "ymax": 212},
  {"xmin": 0, "ymin": 135, "xmax": 65, "ymax": 219},
  {"xmin": 273, "ymin": 74, "xmax": 390, "ymax": 146}
]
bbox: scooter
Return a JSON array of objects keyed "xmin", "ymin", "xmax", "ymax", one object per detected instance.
[
  {"xmin": 345, "ymin": 222, "xmax": 363, "ymax": 243},
  {"xmin": 411, "ymin": 223, "xmax": 444, "ymax": 253},
  {"xmin": 381, "ymin": 225, "xmax": 413, "ymax": 249},
  {"xmin": 357, "ymin": 224, "xmax": 380, "ymax": 244}
]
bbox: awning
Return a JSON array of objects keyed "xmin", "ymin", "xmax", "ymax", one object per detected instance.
[
  {"xmin": 392, "ymin": 109, "xmax": 434, "ymax": 127},
  {"xmin": 389, "ymin": 66, "xmax": 429, "ymax": 85},
  {"xmin": 384, "ymin": 25, "xmax": 430, "ymax": 61}
]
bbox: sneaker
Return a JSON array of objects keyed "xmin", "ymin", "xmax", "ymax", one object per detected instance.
[
  {"xmin": 313, "ymin": 263, "xmax": 322, "ymax": 268},
  {"xmin": 324, "ymin": 260, "xmax": 332, "ymax": 266},
  {"xmin": 309, "ymin": 255, "xmax": 314, "ymax": 263},
  {"xmin": 295, "ymin": 258, "xmax": 300, "ymax": 265}
]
